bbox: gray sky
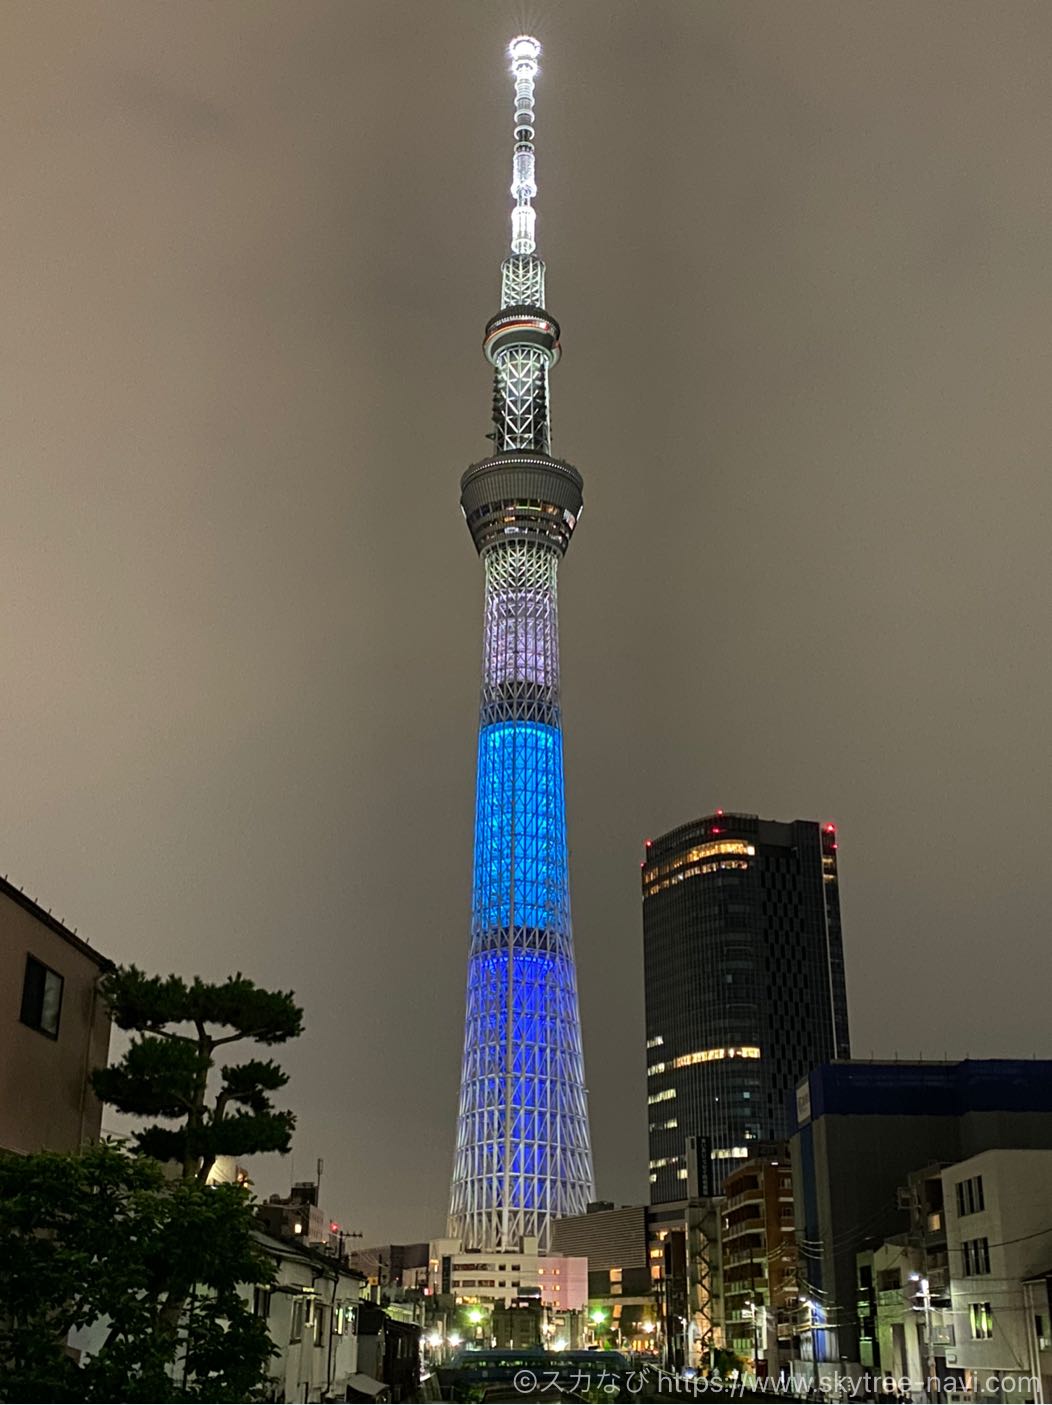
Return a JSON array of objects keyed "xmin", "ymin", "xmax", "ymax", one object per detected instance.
[{"xmin": 3, "ymin": 1, "xmax": 1052, "ymax": 1244}]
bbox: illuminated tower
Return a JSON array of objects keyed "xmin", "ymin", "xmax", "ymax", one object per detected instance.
[{"xmin": 448, "ymin": 36, "xmax": 594, "ymax": 1254}]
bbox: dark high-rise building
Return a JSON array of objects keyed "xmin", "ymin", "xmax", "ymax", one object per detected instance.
[{"xmin": 642, "ymin": 812, "xmax": 850, "ymax": 1204}]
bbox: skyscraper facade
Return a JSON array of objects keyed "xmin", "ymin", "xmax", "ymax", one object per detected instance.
[
  {"xmin": 447, "ymin": 37, "xmax": 593, "ymax": 1255},
  {"xmin": 642, "ymin": 812, "xmax": 850, "ymax": 1204}
]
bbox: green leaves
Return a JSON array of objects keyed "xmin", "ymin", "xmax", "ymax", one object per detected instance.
[
  {"xmin": 91, "ymin": 1036, "xmax": 208, "ymax": 1117},
  {"xmin": 92, "ymin": 964, "xmax": 303, "ymax": 1183},
  {"xmin": 188, "ymin": 976, "xmax": 303, "ymax": 1046},
  {"xmin": 2, "ymin": 960, "xmax": 308, "ymax": 1400},
  {"xmin": 0, "ymin": 1143, "xmax": 276, "ymax": 1401},
  {"xmin": 98, "ymin": 967, "xmax": 302, "ymax": 1047},
  {"xmin": 221, "ymin": 1058, "xmax": 289, "ymax": 1099}
]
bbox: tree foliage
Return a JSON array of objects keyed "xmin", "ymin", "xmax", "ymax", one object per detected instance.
[
  {"xmin": 0, "ymin": 1143, "xmax": 275, "ymax": 1402},
  {"xmin": 0, "ymin": 964, "xmax": 306, "ymax": 1400},
  {"xmin": 91, "ymin": 965, "xmax": 303, "ymax": 1182}
]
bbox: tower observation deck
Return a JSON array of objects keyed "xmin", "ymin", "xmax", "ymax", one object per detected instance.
[{"xmin": 447, "ymin": 36, "xmax": 594, "ymax": 1254}]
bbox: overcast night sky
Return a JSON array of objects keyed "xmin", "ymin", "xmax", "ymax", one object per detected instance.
[{"xmin": 3, "ymin": 1, "xmax": 1052, "ymax": 1244}]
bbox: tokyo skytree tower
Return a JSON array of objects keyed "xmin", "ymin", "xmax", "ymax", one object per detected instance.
[{"xmin": 448, "ymin": 36, "xmax": 594, "ymax": 1254}]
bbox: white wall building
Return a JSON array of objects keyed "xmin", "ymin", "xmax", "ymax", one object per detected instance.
[
  {"xmin": 943, "ymin": 1148, "xmax": 1052, "ymax": 1402},
  {"xmin": 254, "ymin": 1230, "xmax": 367, "ymax": 1404}
]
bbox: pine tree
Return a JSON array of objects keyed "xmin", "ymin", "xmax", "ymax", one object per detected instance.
[{"xmin": 91, "ymin": 965, "xmax": 303, "ymax": 1183}]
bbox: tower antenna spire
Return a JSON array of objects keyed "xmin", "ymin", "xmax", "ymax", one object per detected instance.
[{"xmin": 508, "ymin": 35, "xmax": 541, "ymax": 255}]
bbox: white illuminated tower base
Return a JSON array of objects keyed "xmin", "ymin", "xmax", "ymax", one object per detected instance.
[{"xmin": 447, "ymin": 37, "xmax": 594, "ymax": 1255}]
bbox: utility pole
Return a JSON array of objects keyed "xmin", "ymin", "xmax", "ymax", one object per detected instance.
[
  {"xmin": 905, "ymin": 1178, "xmax": 939, "ymax": 1402},
  {"xmin": 910, "ymin": 1273, "xmax": 937, "ymax": 1402}
]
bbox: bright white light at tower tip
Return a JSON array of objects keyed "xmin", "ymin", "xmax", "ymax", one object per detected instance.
[{"xmin": 509, "ymin": 34, "xmax": 541, "ymax": 69}]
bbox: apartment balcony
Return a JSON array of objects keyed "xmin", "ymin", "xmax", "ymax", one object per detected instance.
[
  {"xmin": 725, "ymin": 1188, "xmax": 763, "ymax": 1211},
  {"xmin": 723, "ymin": 1213, "xmax": 764, "ymax": 1235}
]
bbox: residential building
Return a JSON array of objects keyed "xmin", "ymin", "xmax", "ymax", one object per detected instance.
[
  {"xmin": 258, "ymin": 1180, "xmax": 341, "ymax": 1251},
  {"xmin": 427, "ymin": 1237, "xmax": 586, "ymax": 1312},
  {"xmin": 721, "ymin": 1147, "xmax": 797, "ymax": 1376},
  {"xmin": 1, "ymin": 873, "xmax": 112, "ymax": 1154},
  {"xmin": 792, "ymin": 1059, "xmax": 1052, "ymax": 1380},
  {"xmin": 854, "ymin": 1162, "xmax": 953, "ymax": 1390},
  {"xmin": 943, "ymin": 1148, "xmax": 1052, "ymax": 1402},
  {"xmin": 537, "ymin": 1255, "xmax": 588, "ymax": 1315},
  {"xmin": 642, "ymin": 812, "xmax": 849, "ymax": 1203},
  {"xmin": 356, "ymin": 1301, "xmax": 420, "ymax": 1404},
  {"xmin": 252, "ymin": 1229, "xmax": 368, "ymax": 1404},
  {"xmin": 69, "ymin": 1222, "xmax": 371, "ymax": 1404}
]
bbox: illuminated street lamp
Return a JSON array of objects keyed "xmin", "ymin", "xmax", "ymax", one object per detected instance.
[{"xmin": 448, "ymin": 1332, "xmax": 462, "ymax": 1348}]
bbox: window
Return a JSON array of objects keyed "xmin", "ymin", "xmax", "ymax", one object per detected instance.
[
  {"xmin": 290, "ymin": 1297, "xmax": 306, "ymax": 1342},
  {"xmin": 962, "ymin": 1237, "xmax": 990, "ymax": 1276},
  {"xmin": 647, "ymin": 1088, "xmax": 675, "ymax": 1105},
  {"xmin": 313, "ymin": 1304, "xmax": 328, "ymax": 1346},
  {"xmin": 956, "ymin": 1175, "xmax": 985, "ymax": 1217},
  {"xmin": 252, "ymin": 1286, "xmax": 271, "ymax": 1319},
  {"xmin": 20, "ymin": 956, "xmax": 64, "ymax": 1039},
  {"xmin": 969, "ymin": 1302, "xmax": 993, "ymax": 1340}
]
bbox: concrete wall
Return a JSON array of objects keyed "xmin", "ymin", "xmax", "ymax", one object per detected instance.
[{"xmin": 0, "ymin": 883, "xmax": 111, "ymax": 1154}]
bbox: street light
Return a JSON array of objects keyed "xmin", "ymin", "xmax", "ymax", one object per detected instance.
[
  {"xmin": 909, "ymin": 1272, "xmax": 937, "ymax": 1401},
  {"xmin": 589, "ymin": 1307, "xmax": 608, "ymax": 1349},
  {"xmin": 448, "ymin": 1332, "xmax": 462, "ymax": 1348}
]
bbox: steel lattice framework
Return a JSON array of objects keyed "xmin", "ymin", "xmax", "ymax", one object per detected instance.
[{"xmin": 448, "ymin": 37, "xmax": 594, "ymax": 1254}]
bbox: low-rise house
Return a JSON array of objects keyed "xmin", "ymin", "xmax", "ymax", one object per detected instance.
[
  {"xmin": 356, "ymin": 1300, "xmax": 420, "ymax": 1403},
  {"xmin": 254, "ymin": 1229, "xmax": 368, "ymax": 1404},
  {"xmin": 0, "ymin": 874, "xmax": 112, "ymax": 1154}
]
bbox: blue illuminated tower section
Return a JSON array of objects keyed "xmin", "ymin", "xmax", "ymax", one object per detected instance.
[{"xmin": 448, "ymin": 36, "xmax": 594, "ymax": 1254}]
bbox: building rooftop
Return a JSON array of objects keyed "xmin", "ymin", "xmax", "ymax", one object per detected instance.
[
  {"xmin": 0, "ymin": 872, "xmax": 112, "ymax": 970},
  {"xmin": 797, "ymin": 1058, "xmax": 1052, "ymax": 1127}
]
